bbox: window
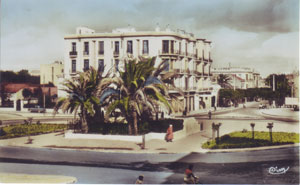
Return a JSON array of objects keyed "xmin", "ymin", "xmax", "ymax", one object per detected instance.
[
  {"xmin": 179, "ymin": 42, "xmax": 182, "ymax": 54},
  {"xmin": 98, "ymin": 59, "xmax": 104, "ymax": 72},
  {"xmin": 115, "ymin": 59, "xmax": 119, "ymax": 72},
  {"xmin": 99, "ymin": 41, "xmax": 104, "ymax": 55},
  {"xmin": 143, "ymin": 40, "xmax": 149, "ymax": 54},
  {"xmin": 185, "ymin": 43, "xmax": 188, "ymax": 55},
  {"xmin": 72, "ymin": 60, "xmax": 76, "ymax": 73},
  {"xmin": 171, "ymin": 40, "xmax": 174, "ymax": 53},
  {"xmin": 84, "ymin": 42, "xmax": 89, "ymax": 55},
  {"xmin": 115, "ymin": 41, "xmax": 119, "ymax": 54},
  {"xmin": 127, "ymin": 40, "xmax": 133, "ymax": 54},
  {"xmin": 162, "ymin": 40, "xmax": 169, "ymax": 53},
  {"xmin": 164, "ymin": 59, "xmax": 169, "ymax": 71},
  {"xmin": 72, "ymin": 42, "xmax": 76, "ymax": 51},
  {"xmin": 84, "ymin": 59, "xmax": 89, "ymax": 71}
]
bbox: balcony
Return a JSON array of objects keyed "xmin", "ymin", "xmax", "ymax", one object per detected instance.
[
  {"xmin": 159, "ymin": 50, "xmax": 179, "ymax": 57},
  {"xmin": 209, "ymin": 58, "xmax": 213, "ymax": 63},
  {"xmin": 113, "ymin": 51, "xmax": 119, "ymax": 57},
  {"xmin": 186, "ymin": 52, "xmax": 196, "ymax": 59},
  {"xmin": 83, "ymin": 51, "xmax": 89, "ymax": 56},
  {"xmin": 69, "ymin": 51, "xmax": 77, "ymax": 58},
  {"xmin": 203, "ymin": 57, "xmax": 209, "ymax": 63}
]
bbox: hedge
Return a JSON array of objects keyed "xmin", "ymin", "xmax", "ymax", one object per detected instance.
[
  {"xmin": 202, "ymin": 131, "xmax": 300, "ymax": 149},
  {"xmin": 87, "ymin": 119, "xmax": 184, "ymax": 135},
  {"xmin": 0, "ymin": 124, "xmax": 68, "ymax": 139}
]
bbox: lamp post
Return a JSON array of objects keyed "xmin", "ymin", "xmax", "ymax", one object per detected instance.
[
  {"xmin": 215, "ymin": 123, "xmax": 222, "ymax": 144},
  {"xmin": 211, "ymin": 122, "xmax": 216, "ymax": 141},
  {"xmin": 267, "ymin": 122, "xmax": 274, "ymax": 142},
  {"xmin": 250, "ymin": 123, "xmax": 255, "ymax": 140}
]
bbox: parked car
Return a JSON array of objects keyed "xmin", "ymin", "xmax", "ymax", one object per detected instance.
[
  {"xmin": 28, "ymin": 105, "xmax": 46, "ymax": 113},
  {"xmin": 259, "ymin": 104, "xmax": 267, "ymax": 109}
]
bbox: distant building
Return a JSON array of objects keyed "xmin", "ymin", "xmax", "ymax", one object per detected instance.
[
  {"xmin": 286, "ymin": 71, "xmax": 299, "ymax": 99},
  {"xmin": 29, "ymin": 69, "xmax": 40, "ymax": 77},
  {"xmin": 60, "ymin": 26, "xmax": 219, "ymax": 112},
  {"xmin": 212, "ymin": 66, "xmax": 261, "ymax": 89},
  {"xmin": 40, "ymin": 61, "xmax": 64, "ymax": 86}
]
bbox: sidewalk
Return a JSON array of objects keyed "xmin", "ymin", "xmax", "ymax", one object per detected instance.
[
  {"xmin": 0, "ymin": 131, "xmax": 211, "ymax": 154},
  {"xmin": 0, "ymin": 173, "xmax": 77, "ymax": 183}
]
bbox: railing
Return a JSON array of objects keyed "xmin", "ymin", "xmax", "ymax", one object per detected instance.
[
  {"xmin": 113, "ymin": 51, "xmax": 119, "ymax": 56},
  {"xmin": 69, "ymin": 51, "xmax": 77, "ymax": 57},
  {"xmin": 83, "ymin": 51, "xmax": 89, "ymax": 55},
  {"xmin": 159, "ymin": 50, "xmax": 179, "ymax": 56}
]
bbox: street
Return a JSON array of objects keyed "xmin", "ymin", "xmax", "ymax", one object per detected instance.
[{"xmin": 0, "ymin": 145, "xmax": 298, "ymax": 184}]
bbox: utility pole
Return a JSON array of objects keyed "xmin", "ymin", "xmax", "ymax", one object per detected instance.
[{"xmin": 272, "ymin": 74, "xmax": 275, "ymax": 92}]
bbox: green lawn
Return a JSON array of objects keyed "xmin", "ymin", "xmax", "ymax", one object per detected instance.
[
  {"xmin": 0, "ymin": 124, "xmax": 68, "ymax": 139},
  {"xmin": 202, "ymin": 131, "xmax": 300, "ymax": 149}
]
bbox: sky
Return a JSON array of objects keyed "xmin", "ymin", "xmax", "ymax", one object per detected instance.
[{"xmin": 0, "ymin": 0, "xmax": 299, "ymax": 77}]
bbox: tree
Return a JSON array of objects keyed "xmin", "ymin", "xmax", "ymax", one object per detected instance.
[
  {"xmin": 98, "ymin": 57, "xmax": 173, "ymax": 135},
  {"xmin": 22, "ymin": 88, "xmax": 33, "ymax": 105},
  {"xmin": 265, "ymin": 74, "xmax": 291, "ymax": 106},
  {"xmin": 217, "ymin": 74, "xmax": 232, "ymax": 88},
  {"xmin": 54, "ymin": 67, "xmax": 103, "ymax": 133}
]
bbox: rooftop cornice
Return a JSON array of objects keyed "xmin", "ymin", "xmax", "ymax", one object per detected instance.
[{"xmin": 64, "ymin": 31, "xmax": 200, "ymax": 41}]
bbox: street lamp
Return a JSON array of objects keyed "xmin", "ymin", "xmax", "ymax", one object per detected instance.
[
  {"xmin": 250, "ymin": 123, "xmax": 255, "ymax": 140},
  {"xmin": 267, "ymin": 122, "xmax": 274, "ymax": 143}
]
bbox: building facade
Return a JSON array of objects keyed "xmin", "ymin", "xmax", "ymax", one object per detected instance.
[
  {"xmin": 61, "ymin": 26, "xmax": 218, "ymax": 113},
  {"xmin": 40, "ymin": 61, "xmax": 64, "ymax": 86},
  {"xmin": 212, "ymin": 66, "xmax": 261, "ymax": 89}
]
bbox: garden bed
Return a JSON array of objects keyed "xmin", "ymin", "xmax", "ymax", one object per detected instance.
[
  {"xmin": 0, "ymin": 124, "xmax": 68, "ymax": 139},
  {"xmin": 202, "ymin": 131, "xmax": 299, "ymax": 149},
  {"xmin": 87, "ymin": 119, "xmax": 184, "ymax": 135}
]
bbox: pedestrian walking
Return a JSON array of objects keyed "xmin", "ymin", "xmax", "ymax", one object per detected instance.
[
  {"xmin": 165, "ymin": 124, "xmax": 173, "ymax": 142},
  {"xmin": 208, "ymin": 110, "xmax": 212, "ymax": 119}
]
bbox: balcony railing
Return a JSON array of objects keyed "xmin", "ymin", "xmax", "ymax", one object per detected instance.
[
  {"xmin": 83, "ymin": 51, "xmax": 89, "ymax": 56},
  {"xmin": 69, "ymin": 51, "xmax": 77, "ymax": 57},
  {"xmin": 113, "ymin": 51, "xmax": 119, "ymax": 57},
  {"xmin": 159, "ymin": 50, "xmax": 179, "ymax": 56}
]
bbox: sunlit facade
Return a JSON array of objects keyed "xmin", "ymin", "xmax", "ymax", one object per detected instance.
[{"xmin": 61, "ymin": 26, "xmax": 218, "ymax": 113}]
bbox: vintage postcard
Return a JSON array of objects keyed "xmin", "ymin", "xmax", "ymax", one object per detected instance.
[{"xmin": 0, "ymin": 0, "xmax": 299, "ymax": 184}]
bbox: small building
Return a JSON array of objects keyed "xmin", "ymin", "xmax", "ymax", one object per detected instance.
[
  {"xmin": 0, "ymin": 83, "xmax": 57, "ymax": 111},
  {"xmin": 40, "ymin": 61, "xmax": 64, "ymax": 86}
]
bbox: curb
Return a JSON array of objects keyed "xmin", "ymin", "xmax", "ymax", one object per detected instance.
[{"xmin": 200, "ymin": 143, "xmax": 300, "ymax": 153}]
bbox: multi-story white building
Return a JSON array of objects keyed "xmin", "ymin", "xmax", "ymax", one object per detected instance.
[
  {"xmin": 40, "ymin": 61, "xmax": 64, "ymax": 86},
  {"xmin": 61, "ymin": 26, "xmax": 218, "ymax": 113},
  {"xmin": 212, "ymin": 66, "xmax": 261, "ymax": 89}
]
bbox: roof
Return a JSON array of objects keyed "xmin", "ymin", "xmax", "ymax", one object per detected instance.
[
  {"xmin": 2, "ymin": 83, "xmax": 38, "ymax": 93},
  {"xmin": 1, "ymin": 83, "xmax": 57, "ymax": 94}
]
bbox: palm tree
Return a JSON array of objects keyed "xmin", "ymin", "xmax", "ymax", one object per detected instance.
[
  {"xmin": 217, "ymin": 74, "xmax": 232, "ymax": 88},
  {"xmin": 54, "ymin": 67, "xmax": 107, "ymax": 133},
  {"xmin": 98, "ymin": 57, "xmax": 173, "ymax": 135}
]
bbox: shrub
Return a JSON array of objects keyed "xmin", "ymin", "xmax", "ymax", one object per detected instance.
[
  {"xmin": 0, "ymin": 124, "xmax": 68, "ymax": 139},
  {"xmin": 202, "ymin": 131, "xmax": 299, "ymax": 149},
  {"xmin": 87, "ymin": 118, "xmax": 184, "ymax": 135}
]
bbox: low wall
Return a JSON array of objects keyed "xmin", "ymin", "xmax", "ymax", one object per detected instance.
[
  {"xmin": 0, "ymin": 107, "xmax": 15, "ymax": 112},
  {"xmin": 174, "ymin": 117, "xmax": 200, "ymax": 141},
  {"xmin": 65, "ymin": 130, "xmax": 165, "ymax": 142}
]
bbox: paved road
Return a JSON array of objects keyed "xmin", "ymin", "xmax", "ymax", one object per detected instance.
[{"xmin": 0, "ymin": 146, "xmax": 298, "ymax": 184}]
